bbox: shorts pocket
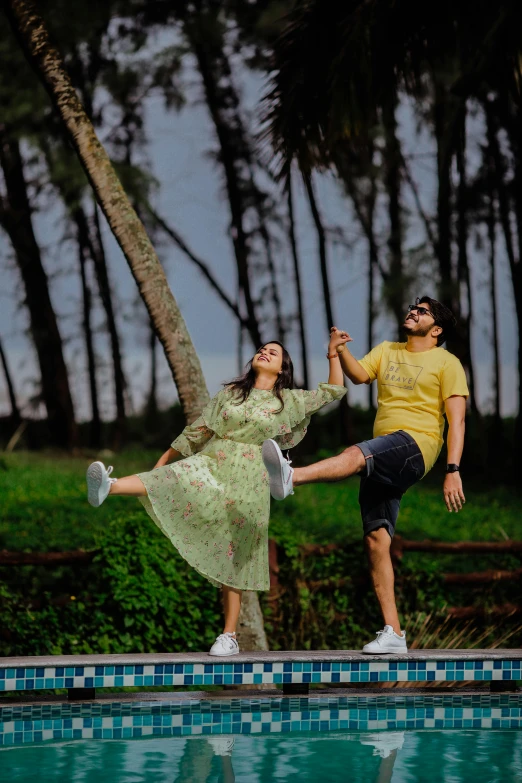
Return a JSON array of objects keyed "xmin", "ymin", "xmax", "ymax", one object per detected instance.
[{"xmin": 399, "ymin": 452, "xmax": 425, "ymax": 489}]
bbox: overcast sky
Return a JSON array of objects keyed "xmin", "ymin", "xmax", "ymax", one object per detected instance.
[{"xmin": 0, "ymin": 62, "xmax": 518, "ymax": 423}]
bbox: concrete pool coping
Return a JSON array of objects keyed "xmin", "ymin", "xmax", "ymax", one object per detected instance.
[{"xmin": 2, "ymin": 649, "xmax": 522, "ymax": 668}]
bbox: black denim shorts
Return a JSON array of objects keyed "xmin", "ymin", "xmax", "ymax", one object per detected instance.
[{"xmin": 355, "ymin": 430, "xmax": 425, "ymax": 539}]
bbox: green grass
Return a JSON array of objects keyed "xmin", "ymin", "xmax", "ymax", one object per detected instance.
[{"xmin": 1, "ymin": 451, "xmax": 521, "ymax": 552}]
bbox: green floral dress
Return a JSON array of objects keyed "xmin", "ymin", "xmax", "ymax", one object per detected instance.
[{"xmin": 137, "ymin": 383, "xmax": 346, "ymax": 591}]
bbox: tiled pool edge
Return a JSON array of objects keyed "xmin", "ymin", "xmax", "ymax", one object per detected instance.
[{"xmin": 1, "ymin": 650, "xmax": 520, "ymax": 698}]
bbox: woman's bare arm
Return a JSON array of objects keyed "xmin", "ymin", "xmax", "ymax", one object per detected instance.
[{"xmin": 153, "ymin": 447, "xmax": 182, "ymax": 469}]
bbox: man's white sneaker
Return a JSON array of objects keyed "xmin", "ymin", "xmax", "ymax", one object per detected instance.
[
  {"xmin": 209, "ymin": 632, "xmax": 240, "ymax": 657},
  {"xmin": 360, "ymin": 731, "xmax": 405, "ymax": 758},
  {"xmin": 86, "ymin": 461, "xmax": 117, "ymax": 507},
  {"xmin": 261, "ymin": 439, "xmax": 294, "ymax": 500},
  {"xmin": 206, "ymin": 737, "xmax": 235, "ymax": 756},
  {"xmin": 362, "ymin": 625, "xmax": 407, "ymax": 654}
]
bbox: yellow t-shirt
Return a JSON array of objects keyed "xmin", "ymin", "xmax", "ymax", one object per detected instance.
[{"xmin": 358, "ymin": 341, "xmax": 469, "ymax": 475}]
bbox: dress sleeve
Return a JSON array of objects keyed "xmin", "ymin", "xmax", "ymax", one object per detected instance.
[
  {"xmin": 272, "ymin": 383, "xmax": 346, "ymax": 450},
  {"xmin": 357, "ymin": 342, "xmax": 385, "ymax": 382},
  {"xmin": 171, "ymin": 391, "xmax": 223, "ymax": 456}
]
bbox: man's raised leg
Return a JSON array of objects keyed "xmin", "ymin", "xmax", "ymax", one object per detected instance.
[{"xmin": 292, "ymin": 445, "xmax": 366, "ymax": 486}]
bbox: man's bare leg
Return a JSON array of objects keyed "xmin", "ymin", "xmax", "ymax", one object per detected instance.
[
  {"xmin": 365, "ymin": 528, "xmax": 401, "ymax": 635},
  {"xmin": 292, "ymin": 445, "xmax": 366, "ymax": 486}
]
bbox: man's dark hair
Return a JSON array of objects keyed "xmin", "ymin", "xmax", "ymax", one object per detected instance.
[{"xmin": 417, "ymin": 296, "xmax": 457, "ymax": 346}]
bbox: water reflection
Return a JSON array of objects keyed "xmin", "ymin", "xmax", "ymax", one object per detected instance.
[{"xmin": 1, "ymin": 729, "xmax": 521, "ymax": 782}]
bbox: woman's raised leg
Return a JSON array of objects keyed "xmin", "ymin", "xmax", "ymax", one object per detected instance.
[{"xmin": 109, "ymin": 475, "xmax": 147, "ymax": 497}]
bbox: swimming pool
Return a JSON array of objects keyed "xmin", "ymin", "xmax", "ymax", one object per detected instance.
[{"xmin": 1, "ymin": 693, "xmax": 521, "ymax": 782}]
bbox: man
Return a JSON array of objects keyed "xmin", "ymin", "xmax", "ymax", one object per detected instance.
[{"xmin": 262, "ymin": 296, "xmax": 469, "ymax": 654}]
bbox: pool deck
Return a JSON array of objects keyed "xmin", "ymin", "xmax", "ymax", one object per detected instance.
[{"xmin": 0, "ymin": 649, "xmax": 520, "ymax": 699}]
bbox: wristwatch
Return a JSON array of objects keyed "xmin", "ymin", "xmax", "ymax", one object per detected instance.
[{"xmin": 446, "ymin": 464, "xmax": 460, "ymax": 473}]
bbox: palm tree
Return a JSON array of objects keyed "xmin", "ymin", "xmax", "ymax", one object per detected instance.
[
  {"xmin": 0, "ymin": 128, "xmax": 78, "ymax": 449},
  {"xmin": 4, "ymin": 0, "xmax": 268, "ymax": 650},
  {"xmin": 4, "ymin": 0, "xmax": 208, "ymax": 424}
]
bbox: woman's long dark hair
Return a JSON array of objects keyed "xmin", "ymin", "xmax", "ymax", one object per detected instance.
[{"xmin": 224, "ymin": 341, "xmax": 294, "ymax": 412}]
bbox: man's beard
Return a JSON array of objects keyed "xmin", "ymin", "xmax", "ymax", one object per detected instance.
[{"xmin": 402, "ymin": 322, "xmax": 432, "ymax": 337}]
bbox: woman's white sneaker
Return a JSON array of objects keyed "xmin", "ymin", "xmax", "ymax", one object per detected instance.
[
  {"xmin": 86, "ymin": 461, "xmax": 117, "ymax": 507},
  {"xmin": 362, "ymin": 625, "xmax": 407, "ymax": 654},
  {"xmin": 209, "ymin": 632, "xmax": 240, "ymax": 656},
  {"xmin": 261, "ymin": 439, "xmax": 294, "ymax": 500}
]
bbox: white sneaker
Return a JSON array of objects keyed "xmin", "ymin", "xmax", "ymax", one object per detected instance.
[
  {"xmin": 86, "ymin": 461, "xmax": 117, "ymax": 507},
  {"xmin": 209, "ymin": 633, "xmax": 240, "ymax": 657},
  {"xmin": 362, "ymin": 625, "xmax": 407, "ymax": 654},
  {"xmin": 261, "ymin": 439, "xmax": 294, "ymax": 500},
  {"xmin": 360, "ymin": 731, "xmax": 405, "ymax": 758},
  {"xmin": 206, "ymin": 737, "xmax": 235, "ymax": 756}
]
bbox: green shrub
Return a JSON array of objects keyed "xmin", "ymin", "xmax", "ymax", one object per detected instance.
[{"xmin": 0, "ymin": 515, "xmax": 222, "ymax": 656}]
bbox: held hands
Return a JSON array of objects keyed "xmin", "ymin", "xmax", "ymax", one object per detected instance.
[
  {"xmin": 443, "ymin": 472, "xmax": 466, "ymax": 512},
  {"xmin": 329, "ymin": 326, "xmax": 352, "ymax": 355}
]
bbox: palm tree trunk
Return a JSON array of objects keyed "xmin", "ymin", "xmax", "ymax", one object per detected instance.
[
  {"xmin": 75, "ymin": 211, "xmax": 101, "ymax": 448},
  {"xmin": 382, "ymin": 96, "xmax": 405, "ymax": 337},
  {"xmin": 487, "ymin": 197, "xmax": 501, "ymax": 425},
  {"xmin": 5, "ymin": 0, "xmax": 208, "ymax": 423},
  {"xmin": 91, "ymin": 203, "xmax": 128, "ymax": 446},
  {"xmin": 144, "ymin": 320, "xmax": 159, "ymax": 432},
  {"xmin": 187, "ymin": 27, "xmax": 262, "ymax": 349},
  {"xmin": 0, "ymin": 129, "xmax": 78, "ymax": 449},
  {"xmin": 485, "ymin": 101, "xmax": 522, "ymax": 476},
  {"xmin": 287, "ymin": 173, "xmax": 310, "ymax": 388},
  {"xmin": 304, "ymin": 173, "xmax": 335, "ymax": 329},
  {"xmin": 0, "ymin": 336, "xmax": 21, "ymax": 426},
  {"xmin": 455, "ymin": 128, "xmax": 479, "ymax": 414}
]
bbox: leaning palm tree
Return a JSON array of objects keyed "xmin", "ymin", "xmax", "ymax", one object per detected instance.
[
  {"xmin": 3, "ymin": 0, "xmax": 267, "ymax": 651},
  {"xmin": 4, "ymin": 0, "xmax": 207, "ymax": 422}
]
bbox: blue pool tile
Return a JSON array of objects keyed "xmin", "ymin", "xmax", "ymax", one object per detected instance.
[
  {"xmin": 233, "ymin": 664, "xmax": 243, "ymax": 673},
  {"xmin": 65, "ymin": 679, "xmax": 73, "ymax": 688},
  {"xmin": 502, "ymin": 661, "xmax": 511, "ymax": 669},
  {"xmin": 494, "ymin": 661, "xmax": 502, "ymax": 670},
  {"xmin": 283, "ymin": 663, "xmax": 292, "ymax": 673},
  {"xmin": 263, "ymin": 664, "xmax": 272, "ymax": 673},
  {"xmin": 115, "ymin": 666, "xmax": 124, "ymax": 676},
  {"xmin": 95, "ymin": 667, "xmax": 104, "ymax": 676},
  {"xmin": 35, "ymin": 668, "xmax": 45, "ymax": 678}
]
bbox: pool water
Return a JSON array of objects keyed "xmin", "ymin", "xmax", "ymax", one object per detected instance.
[{"xmin": 1, "ymin": 694, "xmax": 521, "ymax": 782}]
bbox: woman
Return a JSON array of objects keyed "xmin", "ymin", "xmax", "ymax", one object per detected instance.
[{"xmin": 86, "ymin": 337, "xmax": 346, "ymax": 655}]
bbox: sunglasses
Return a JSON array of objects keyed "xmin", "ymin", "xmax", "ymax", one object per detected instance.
[{"xmin": 408, "ymin": 304, "xmax": 434, "ymax": 319}]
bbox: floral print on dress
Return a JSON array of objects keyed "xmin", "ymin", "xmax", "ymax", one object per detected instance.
[{"xmin": 137, "ymin": 382, "xmax": 346, "ymax": 591}]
